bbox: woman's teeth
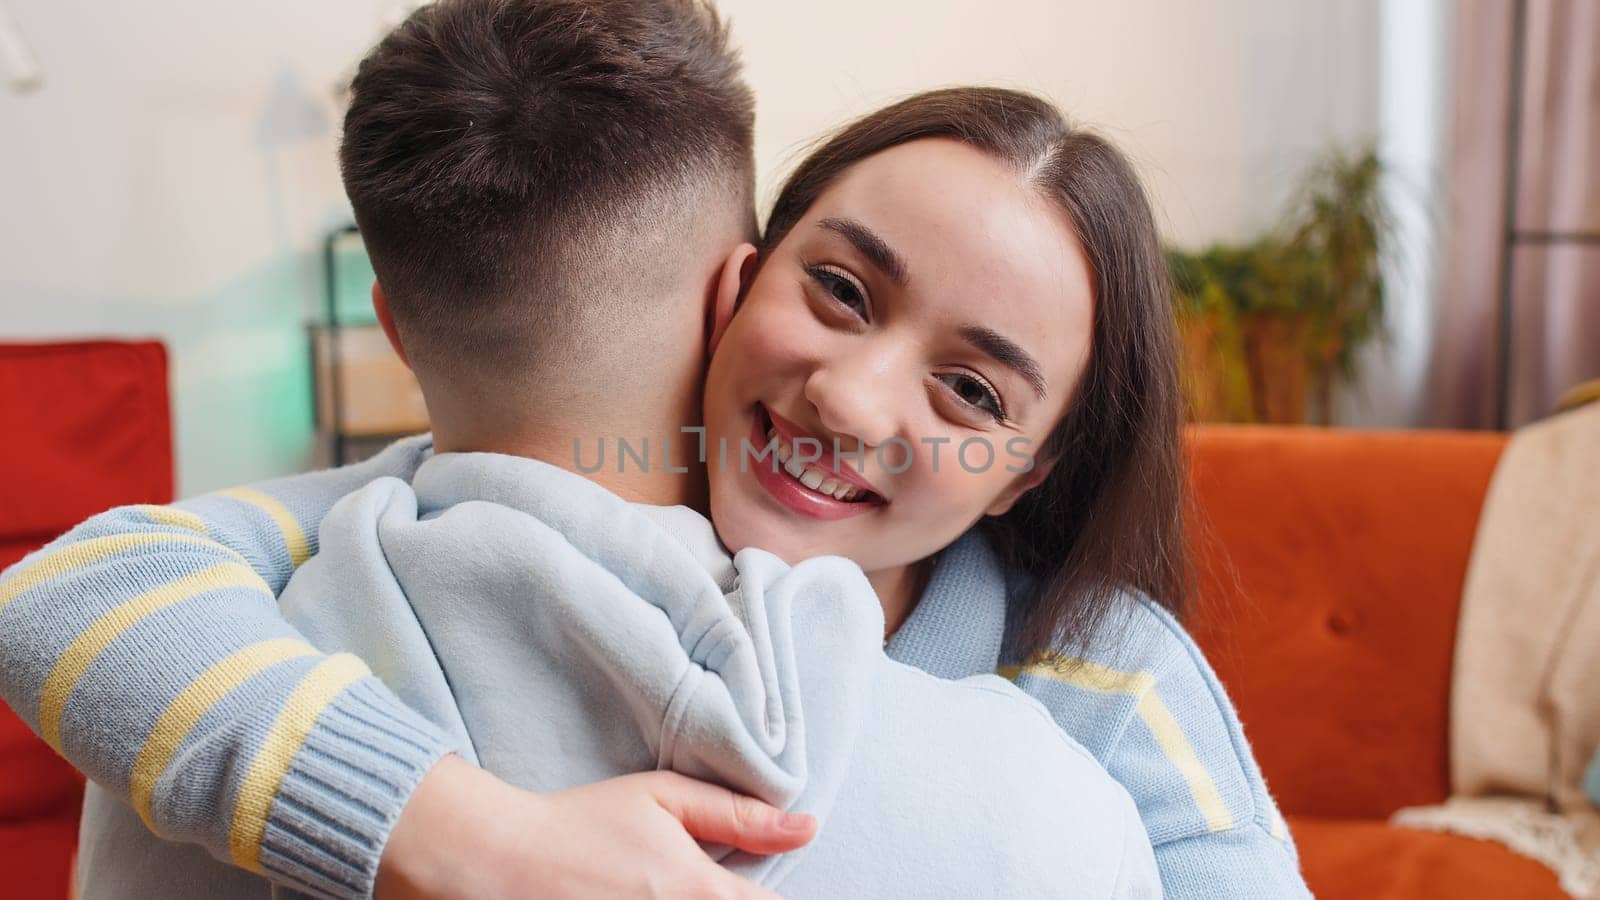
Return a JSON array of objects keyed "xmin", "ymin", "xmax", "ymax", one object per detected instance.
[{"xmin": 770, "ymin": 426, "xmax": 868, "ymax": 502}]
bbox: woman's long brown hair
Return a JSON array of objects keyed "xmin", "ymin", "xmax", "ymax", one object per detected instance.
[{"xmin": 761, "ymin": 87, "xmax": 1190, "ymax": 659}]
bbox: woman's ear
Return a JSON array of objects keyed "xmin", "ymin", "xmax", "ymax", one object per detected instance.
[
  {"xmin": 371, "ymin": 280, "xmax": 410, "ymax": 369},
  {"xmin": 707, "ymin": 242, "xmax": 759, "ymax": 357},
  {"xmin": 984, "ymin": 452, "xmax": 1056, "ymax": 518}
]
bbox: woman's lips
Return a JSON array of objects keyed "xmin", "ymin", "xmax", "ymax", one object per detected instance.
[
  {"xmin": 763, "ymin": 406, "xmax": 883, "ymax": 496},
  {"xmin": 746, "ymin": 405, "xmax": 883, "ymax": 521}
]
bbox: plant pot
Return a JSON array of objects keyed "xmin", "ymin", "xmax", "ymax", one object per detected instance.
[
  {"xmin": 1178, "ymin": 311, "xmax": 1255, "ymax": 423},
  {"xmin": 1179, "ymin": 313, "xmax": 1226, "ymax": 422},
  {"xmin": 1240, "ymin": 313, "xmax": 1311, "ymax": 425}
]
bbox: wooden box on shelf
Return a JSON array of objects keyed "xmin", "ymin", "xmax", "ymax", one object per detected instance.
[{"xmin": 311, "ymin": 323, "xmax": 429, "ymax": 437}]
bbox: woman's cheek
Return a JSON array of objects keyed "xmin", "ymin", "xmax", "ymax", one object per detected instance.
[
  {"xmin": 744, "ymin": 286, "xmax": 828, "ymax": 359},
  {"xmin": 914, "ymin": 452, "xmax": 1003, "ymax": 523}
]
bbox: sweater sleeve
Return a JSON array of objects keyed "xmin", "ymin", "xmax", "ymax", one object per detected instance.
[
  {"xmin": 1145, "ymin": 822, "xmax": 1308, "ymax": 899},
  {"xmin": 1006, "ymin": 595, "xmax": 1310, "ymax": 899},
  {"xmin": 0, "ymin": 436, "xmax": 451, "ymax": 900}
]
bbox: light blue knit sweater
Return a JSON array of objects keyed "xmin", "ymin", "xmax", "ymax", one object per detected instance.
[
  {"xmin": 0, "ymin": 435, "xmax": 1309, "ymax": 898},
  {"xmin": 75, "ymin": 452, "xmax": 1158, "ymax": 899}
]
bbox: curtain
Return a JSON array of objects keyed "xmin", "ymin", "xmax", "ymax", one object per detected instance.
[{"xmin": 1428, "ymin": 0, "xmax": 1600, "ymax": 429}]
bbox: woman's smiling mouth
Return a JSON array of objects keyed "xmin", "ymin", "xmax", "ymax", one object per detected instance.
[{"xmin": 747, "ymin": 403, "xmax": 885, "ymax": 520}]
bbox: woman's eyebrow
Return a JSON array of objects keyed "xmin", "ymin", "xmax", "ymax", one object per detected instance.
[
  {"xmin": 817, "ymin": 217, "xmax": 909, "ymax": 287},
  {"xmin": 961, "ymin": 325, "xmax": 1047, "ymax": 399}
]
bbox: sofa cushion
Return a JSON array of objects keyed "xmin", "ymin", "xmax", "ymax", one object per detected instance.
[
  {"xmin": 1186, "ymin": 426, "xmax": 1508, "ymax": 819},
  {"xmin": 0, "ymin": 812, "xmax": 80, "ymax": 900},
  {"xmin": 0, "ymin": 341, "xmax": 173, "ymax": 544},
  {"xmin": 1291, "ymin": 817, "xmax": 1565, "ymax": 899},
  {"xmin": 0, "ymin": 710, "xmax": 81, "ymax": 827}
]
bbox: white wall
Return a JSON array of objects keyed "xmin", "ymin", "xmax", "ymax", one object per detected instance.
[
  {"xmin": 726, "ymin": 0, "xmax": 1380, "ymax": 247},
  {"xmin": 1, "ymin": 0, "xmax": 1383, "ymax": 495},
  {"xmin": 1, "ymin": 0, "xmax": 405, "ymax": 494},
  {"xmin": 1335, "ymin": 0, "xmax": 1453, "ymax": 428}
]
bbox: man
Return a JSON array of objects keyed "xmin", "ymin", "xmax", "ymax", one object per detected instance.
[{"xmin": 5, "ymin": 1, "xmax": 801, "ymax": 897}]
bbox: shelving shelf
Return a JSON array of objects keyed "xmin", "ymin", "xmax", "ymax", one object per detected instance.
[{"xmin": 311, "ymin": 225, "xmax": 429, "ymax": 465}]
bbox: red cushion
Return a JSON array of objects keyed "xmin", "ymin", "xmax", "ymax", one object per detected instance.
[
  {"xmin": 0, "ymin": 705, "xmax": 83, "ymax": 828},
  {"xmin": 1291, "ymin": 817, "xmax": 1566, "ymax": 899},
  {"xmin": 0, "ymin": 341, "xmax": 173, "ymax": 544},
  {"xmin": 0, "ymin": 538, "xmax": 38, "ymax": 573},
  {"xmin": 0, "ymin": 341, "xmax": 172, "ymax": 899},
  {"xmin": 0, "ymin": 811, "xmax": 82, "ymax": 900}
]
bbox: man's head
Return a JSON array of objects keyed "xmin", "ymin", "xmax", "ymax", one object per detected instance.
[{"xmin": 342, "ymin": 0, "xmax": 756, "ymax": 435}]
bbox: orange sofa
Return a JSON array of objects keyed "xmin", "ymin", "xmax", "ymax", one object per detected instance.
[{"xmin": 1186, "ymin": 425, "xmax": 1565, "ymax": 898}]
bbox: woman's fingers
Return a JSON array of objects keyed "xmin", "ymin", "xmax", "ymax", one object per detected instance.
[
  {"xmin": 646, "ymin": 771, "xmax": 818, "ymax": 855},
  {"xmin": 376, "ymin": 763, "xmax": 810, "ymax": 899}
]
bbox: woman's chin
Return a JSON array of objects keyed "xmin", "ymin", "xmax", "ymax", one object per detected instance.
[
  {"xmin": 713, "ymin": 500, "xmax": 825, "ymax": 565},
  {"xmin": 720, "ymin": 518, "xmax": 799, "ymax": 563}
]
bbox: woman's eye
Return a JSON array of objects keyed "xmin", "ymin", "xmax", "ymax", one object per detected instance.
[
  {"xmin": 807, "ymin": 265, "xmax": 868, "ymax": 319},
  {"xmin": 937, "ymin": 373, "xmax": 1006, "ymax": 421}
]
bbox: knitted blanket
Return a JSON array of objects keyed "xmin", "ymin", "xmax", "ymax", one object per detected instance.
[{"xmin": 1393, "ymin": 402, "xmax": 1600, "ymax": 897}]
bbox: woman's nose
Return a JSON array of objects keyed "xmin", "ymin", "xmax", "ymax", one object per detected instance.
[{"xmin": 803, "ymin": 361, "xmax": 901, "ymax": 449}]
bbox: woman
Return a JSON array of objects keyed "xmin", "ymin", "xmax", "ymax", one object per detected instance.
[{"xmin": 696, "ymin": 87, "xmax": 1305, "ymax": 897}]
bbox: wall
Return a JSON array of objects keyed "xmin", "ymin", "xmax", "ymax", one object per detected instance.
[
  {"xmin": 725, "ymin": 0, "xmax": 1380, "ymax": 246},
  {"xmin": 1339, "ymin": 0, "xmax": 1453, "ymax": 428},
  {"xmin": 1, "ymin": 0, "xmax": 1384, "ymax": 495},
  {"xmin": 0, "ymin": 0, "xmax": 407, "ymax": 494}
]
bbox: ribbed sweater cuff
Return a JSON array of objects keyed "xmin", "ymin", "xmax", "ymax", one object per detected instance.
[{"xmin": 257, "ymin": 679, "xmax": 452, "ymax": 900}]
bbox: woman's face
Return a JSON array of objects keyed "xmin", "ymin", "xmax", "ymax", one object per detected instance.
[{"xmin": 704, "ymin": 138, "xmax": 1095, "ymax": 575}]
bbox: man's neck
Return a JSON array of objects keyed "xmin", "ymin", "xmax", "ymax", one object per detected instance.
[
  {"xmin": 432, "ymin": 427, "xmax": 707, "ymax": 510},
  {"xmin": 428, "ymin": 369, "xmax": 710, "ymax": 514},
  {"xmin": 417, "ymin": 332, "xmax": 712, "ymax": 510}
]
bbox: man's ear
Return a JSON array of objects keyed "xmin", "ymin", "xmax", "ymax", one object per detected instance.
[
  {"xmin": 707, "ymin": 242, "xmax": 759, "ymax": 357},
  {"xmin": 371, "ymin": 280, "xmax": 410, "ymax": 369},
  {"xmin": 984, "ymin": 452, "xmax": 1057, "ymax": 518}
]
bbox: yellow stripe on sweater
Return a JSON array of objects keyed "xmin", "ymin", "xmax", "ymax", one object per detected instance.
[
  {"xmin": 1004, "ymin": 652, "xmax": 1235, "ymax": 833},
  {"xmin": 38, "ymin": 562, "xmax": 267, "ymax": 750},
  {"xmin": 0, "ymin": 532, "xmax": 224, "ymax": 615},
  {"xmin": 215, "ymin": 488, "xmax": 310, "ymax": 569},
  {"xmin": 134, "ymin": 505, "xmax": 211, "ymax": 535},
  {"xmin": 131, "ymin": 638, "xmax": 321, "ymax": 831},
  {"xmin": 230, "ymin": 654, "xmax": 371, "ymax": 872}
]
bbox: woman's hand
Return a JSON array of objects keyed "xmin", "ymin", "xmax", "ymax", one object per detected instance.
[{"xmin": 376, "ymin": 756, "xmax": 817, "ymax": 899}]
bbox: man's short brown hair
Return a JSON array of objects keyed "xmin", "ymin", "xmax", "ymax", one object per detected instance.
[{"xmin": 341, "ymin": 0, "xmax": 755, "ymax": 377}]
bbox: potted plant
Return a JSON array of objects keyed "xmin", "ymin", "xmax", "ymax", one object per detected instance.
[
  {"xmin": 1169, "ymin": 146, "xmax": 1389, "ymax": 426},
  {"xmin": 1285, "ymin": 147, "xmax": 1388, "ymax": 425}
]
